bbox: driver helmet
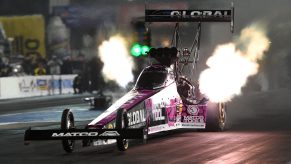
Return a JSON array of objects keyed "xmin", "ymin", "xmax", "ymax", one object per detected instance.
[{"xmin": 182, "ymin": 48, "xmax": 190, "ymax": 56}]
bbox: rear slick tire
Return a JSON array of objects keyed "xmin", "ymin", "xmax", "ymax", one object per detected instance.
[
  {"xmin": 61, "ymin": 109, "xmax": 75, "ymax": 153},
  {"xmin": 116, "ymin": 108, "xmax": 129, "ymax": 151},
  {"xmin": 205, "ymin": 103, "xmax": 227, "ymax": 132}
]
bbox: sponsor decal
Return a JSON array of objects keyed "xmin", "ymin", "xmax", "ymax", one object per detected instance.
[
  {"xmin": 104, "ymin": 122, "xmax": 115, "ymax": 129},
  {"xmin": 149, "ymin": 106, "xmax": 166, "ymax": 126},
  {"xmin": 183, "ymin": 116, "xmax": 204, "ymax": 123},
  {"xmin": 176, "ymin": 103, "xmax": 183, "ymax": 113},
  {"xmin": 152, "ymin": 108, "xmax": 165, "ymax": 121},
  {"xmin": 0, "ymin": 15, "xmax": 46, "ymax": 57},
  {"xmin": 170, "ymin": 10, "xmax": 230, "ymax": 18},
  {"xmin": 149, "ymin": 125, "xmax": 165, "ymax": 133},
  {"xmin": 167, "ymin": 108, "xmax": 176, "ymax": 123},
  {"xmin": 93, "ymin": 139, "xmax": 116, "ymax": 146},
  {"xmin": 181, "ymin": 122, "xmax": 205, "ymax": 128},
  {"xmin": 50, "ymin": 79, "xmax": 60, "ymax": 90},
  {"xmin": 19, "ymin": 79, "xmax": 35, "ymax": 92},
  {"xmin": 176, "ymin": 114, "xmax": 182, "ymax": 122},
  {"xmin": 181, "ymin": 123, "xmax": 196, "ymax": 127},
  {"xmin": 128, "ymin": 109, "xmax": 146, "ymax": 126},
  {"xmin": 108, "ymin": 123, "xmax": 114, "ymax": 129},
  {"xmin": 62, "ymin": 79, "xmax": 73, "ymax": 89},
  {"xmin": 51, "ymin": 132, "xmax": 98, "ymax": 137},
  {"xmin": 99, "ymin": 131, "xmax": 120, "ymax": 137},
  {"xmin": 36, "ymin": 79, "xmax": 48, "ymax": 90},
  {"xmin": 187, "ymin": 105, "xmax": 198, "ymax": 115}
]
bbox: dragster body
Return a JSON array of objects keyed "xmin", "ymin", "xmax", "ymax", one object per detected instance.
[
  {"xmin": 24, "ymin": 51, "xmax": 226, "ymax": 153},
  {"xmin": 24, "ymin": 4, "xmax": 234, "ymax": 153},
  {"xmin": 87, "ymin": 64, "xmax": 207, "ymax": 133}
]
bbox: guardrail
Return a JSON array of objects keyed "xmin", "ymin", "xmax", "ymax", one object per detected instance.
[{"xmin": 0, "ymin": 74, "xmax": 77, "ymax": 99}]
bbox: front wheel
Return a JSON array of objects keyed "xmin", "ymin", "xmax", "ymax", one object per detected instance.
[
  {"xmin": 61, "ymin": 109, "xmax": 75, "ymax": 153},
  {"xmin": 116, "ymin": 108, "xmax": 129, "ymax": 151},
  {"xmin": 205, "ymin": 102, "xmax": 227, "ymax": 131}
]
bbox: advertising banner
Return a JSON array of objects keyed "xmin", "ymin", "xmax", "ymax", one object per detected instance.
[
  {"xmin": 18, "ymin": 76, "xmax": 37, "ymax": 97},
  {"xmin": 0, "ymin": 15, "xmax": 46, "ymax": 57},
  {"xmin": 0, "ymin": 74, "xmax": 77, "ymax": 99}
]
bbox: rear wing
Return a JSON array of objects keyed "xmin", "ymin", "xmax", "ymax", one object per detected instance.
[
  {"xmin": 24, "ymin": 128, "xmax": 146, "ymax": 143},
  {"xmin": 145, "ymin": 3, "xmax": 234, "ymax": 32}
]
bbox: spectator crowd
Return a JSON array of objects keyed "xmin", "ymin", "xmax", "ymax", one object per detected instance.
[{"xmin": 0, "ymin": 53, "xmax": 105, "ymax": 94}]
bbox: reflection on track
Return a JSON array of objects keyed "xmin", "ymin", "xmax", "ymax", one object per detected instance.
[{"xmin": 0, "ymin": 104, "xmax": 102, "ymax": 125}]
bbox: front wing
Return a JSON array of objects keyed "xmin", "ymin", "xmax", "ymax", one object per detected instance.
[{"xmin": 24, "ymin": 128, "xmax": 146, "ymax": 142}]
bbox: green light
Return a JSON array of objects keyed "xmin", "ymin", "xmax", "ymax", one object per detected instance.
[
  {"xmin": 131, "ymin": 43, "xmax": 142, "ymax": 57},
  {"xmin": 130, "ymin": 44, "xmax": 151, "ymax": 57},
  {"xmin": 141, "ymin": 45, "xmax": 150, "ymax": 55}
]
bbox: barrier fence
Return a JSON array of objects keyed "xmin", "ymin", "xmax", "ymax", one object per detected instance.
[{"xmin": 0, "ymin": 74, "xmax": 77, "ymax": 99}]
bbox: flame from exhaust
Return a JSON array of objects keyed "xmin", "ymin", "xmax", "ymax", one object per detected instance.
[
  {"xmin": 199, "ymin": 23, "xmax": 270, "ymax": 102},
  {"xmin": 98, "ymin": 35, "xmax": 134, "ymax": 88}
]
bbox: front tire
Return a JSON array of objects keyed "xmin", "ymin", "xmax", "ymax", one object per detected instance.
[
  {"xmin": 116, "ymin": 108, "xmax": 129, "ymax": 151},
  {"xmin": 205, "ymin": 103, "xmax": 227, "ymax": 131},
  {"xmin": 61, "ymin": 109, "xmax": 75, "ymax": 153}
]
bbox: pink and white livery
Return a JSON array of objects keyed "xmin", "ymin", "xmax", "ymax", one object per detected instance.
[{"xmin": 24, "ymin": 3, "xmax": 234, "ymax": 153}]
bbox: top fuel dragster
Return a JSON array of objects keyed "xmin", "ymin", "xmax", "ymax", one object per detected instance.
[{"xmin": 24, "ymin": 3, "xmax": 234, "ymax": 153}]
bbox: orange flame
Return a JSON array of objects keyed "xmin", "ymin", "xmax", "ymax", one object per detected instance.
[
  {"xmin": 98, "ymin": 35, "xmax": 134, "ymax": 88},
  {"xmin": 199, "ymin": 23, "xmax": 270, "ymax": 102}
]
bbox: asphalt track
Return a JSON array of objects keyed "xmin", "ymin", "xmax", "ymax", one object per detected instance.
[{"xmin": 1, "ymin": 90, "xmax": 291, "ymax": 163}]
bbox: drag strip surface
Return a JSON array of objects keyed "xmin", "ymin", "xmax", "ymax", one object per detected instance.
[
  {"xmin": 0, "ymin": 90, "xmax": 291, "ymax": 163},
  {"xmin": 0, "ymin": 104, "xmax": 101, "ymax": 126},
  {"xmin": 1, "ymin": 127, "xmax": 290, "ymax": 163}
]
